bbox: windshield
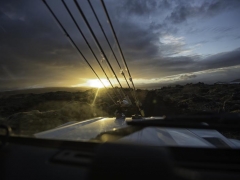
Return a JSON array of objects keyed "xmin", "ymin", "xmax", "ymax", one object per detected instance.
[{"xmin": 0, "ymin": 0, "xmax": 240, "ymax": 143}]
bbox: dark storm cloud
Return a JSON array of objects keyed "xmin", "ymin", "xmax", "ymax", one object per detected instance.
[
  {"xmin": 0, "ymin": 2, "xmax": 113, "ymax": 73},
  {"xmin": 0, "ymin": 0, "xmax": 94, "ymax": 90},
  {"xmin": 167, "ymin": 0, "xmax": 240, "ymax": 24},
  {"xmin": 0, "ymin": 0, "xmax": 240, "ymax": 90},
  {"xmin": 103, "ymin": 0, "xmax": 183, "ymax": 62},
  {"xmin": 0, "ymin": 1, "xmax": 68, "ymax": 59},
  {"xmin": 199, "ymin": 48, "xmax": 240, "ymax": 69},
  {"xmin": 128, "ymin": 47, "xmax": 240, "ymax": 78},
  {"xmin": 119, "ymin": 0, "xmax": 170, "ymax": 16},
  {"xmin": 167, "ymin": 1, "xmax": 223, "ymax": 23},
  {"xmin": 104, "ymin": 0, "xmax": 240, "ymax": 79},
  {"xmin": 116, "ymin": 22, "xmax": 160, "ymax": 60},
  {"xmin": 124, "ymin": 45, "xmax": 240, "ymax": 80},
  {"xmin": 120, "ymin": 0, "xmax": 240, "ymax": 24}
]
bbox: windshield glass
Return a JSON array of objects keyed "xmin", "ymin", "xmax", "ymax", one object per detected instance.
[{"xmin": 0, "ymin": 0, "xmax": 240, "ymax": 144}]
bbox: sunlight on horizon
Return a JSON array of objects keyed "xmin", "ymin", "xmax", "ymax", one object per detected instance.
[
  {"xmin": 87, "ymin": 79, "xmax": 110, "ymax": 88},
  {"xmin": 71, "ymin": 79, "xmax": 112, "ymax": 88}
]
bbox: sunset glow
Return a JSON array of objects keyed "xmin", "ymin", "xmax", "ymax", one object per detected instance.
[{"xmin": 87, "ymin": 79, "xmax": 110, "ymax": 88}]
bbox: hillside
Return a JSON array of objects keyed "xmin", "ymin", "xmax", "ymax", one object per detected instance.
[
  {"xmin": 0, "ymin": 87, "xmax": 89, "ymax": 97},
  {"xmin": 0, "ymin": 83, "xmax": 240, "ymax": 138},
  {"xmin": 143, "ymin": 82, "xmax": 240, "ymax": 116}
]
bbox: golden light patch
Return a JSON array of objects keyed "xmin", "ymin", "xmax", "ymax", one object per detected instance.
[{"xmin": 87, "ymin": 79, "xmax": 110, "ymax": 88}]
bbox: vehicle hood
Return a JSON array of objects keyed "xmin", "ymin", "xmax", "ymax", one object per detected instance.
[{"xmin": 34, "ymin": 117, "xmax": 240, "ymax": 148}]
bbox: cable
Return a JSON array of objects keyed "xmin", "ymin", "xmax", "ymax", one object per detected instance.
[
  {"xmin": 100, "ymin": 0, "xmax": 136, "ymax": 91},
  {"xmin": 87, "ymin": 0, "xmax": 131, "ymax": 90},
  {"xmin": 74, "ymin": 0, "xmax": 125, "ymax": 99},
  {"xmin": 62, "ymin": 0, "xmax": 120, "ymax": 99},
  {"xmin": 42, "ymin": 0, "xmax": 116, "ymax": 105},
  {"xmin": 100, "ymin": 0, "xmax": 143, "ymax": 115},
  {"xmin": 102, "ymin": 59, "xmax": 123, "ymax": 98}
]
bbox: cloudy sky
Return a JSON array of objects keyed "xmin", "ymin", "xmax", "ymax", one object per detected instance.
[{"xmin": 0, "ymin": 0, "xmax": 240, "ymax": 90}]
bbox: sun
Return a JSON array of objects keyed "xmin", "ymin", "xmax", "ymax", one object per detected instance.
[{"xmin": 87, "ymin": 79, "xmax": 110, "ymax": 88}]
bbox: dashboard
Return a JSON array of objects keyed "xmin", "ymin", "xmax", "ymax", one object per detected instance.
[{"xmin": 1, "ymin": 136, "xmax": 240, "ymax": 180}]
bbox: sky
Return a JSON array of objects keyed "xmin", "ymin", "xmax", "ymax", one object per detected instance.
[{"xmin": 0, "ymin": 0, "xmax": 240, "ymax": 90}]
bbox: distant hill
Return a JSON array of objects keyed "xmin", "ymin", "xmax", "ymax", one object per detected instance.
[
  {"xmin": 231, "ymin": 79, "xmax": 240, "ymax": 82},
  {"xmin": 215, "ymin": 81, "xmax": 227, "ymax": 84},
  {"xmin": 0, "ymin": 87, "xmax": 90, "ymax": 96},
  {"xmin": 214, "ymin": 79, "xmax": 240, "ymax": 84}
]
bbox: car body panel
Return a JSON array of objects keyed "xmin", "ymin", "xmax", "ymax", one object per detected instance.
[{"xmin": 35, "ymin": 117, "xmax": 240, "ymax": 148}]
